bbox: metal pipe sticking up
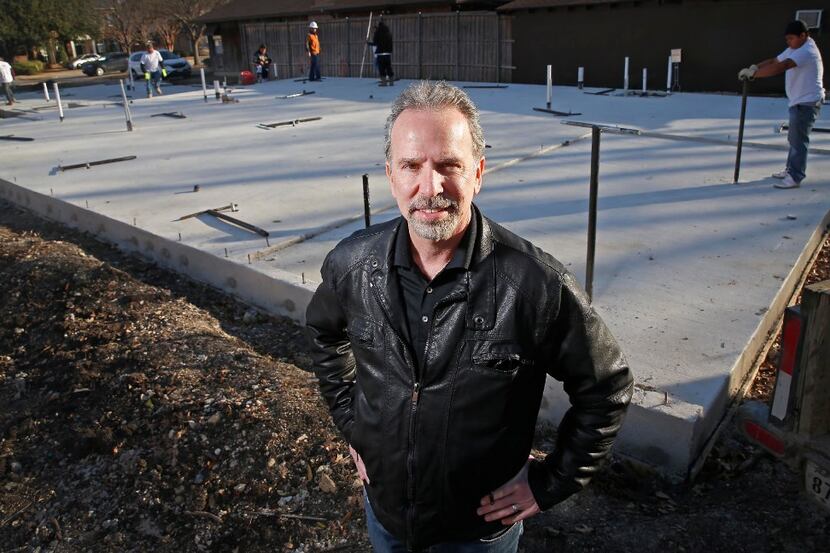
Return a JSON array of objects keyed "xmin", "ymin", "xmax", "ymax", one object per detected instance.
[
  {"xmin": 642, "ymin": 68, "xmax": 648, "ymax": 94},
  {"xmin": 213, "ymin": 80, "xmax": 221, "ymax": 100},
  {"xmin": 578, "ymin": 67, "xmax": 584, "ymax": 89},
  {"xmin": 119, "ymin": 80, "xmax": 133, "ymax": 132},
  {"xmin": 546, "ymin": 65, "xmax": 552, "ymax": 110},
  {"xmin": 42, "ymin": 82, "xmax": 50, "ymax": 102},
  {"xmin": 666, "ymin": 55, "xmax": 673, "ymax": 95},
  {"xmin": 201, "ymin": 68, "xmax": 208, "ymax": 102},
  {"xmin": 53, "ymin": 83, "xmax": 64, "ymax": 122},
  {"xmin": 623, "ymin": 57, "xmax": 630, "ymax": 95}
]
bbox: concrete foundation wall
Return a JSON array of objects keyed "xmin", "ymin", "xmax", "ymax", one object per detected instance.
[{"xmin": 0, "ymin": 179, "xmax": 316, "ymax": 325}]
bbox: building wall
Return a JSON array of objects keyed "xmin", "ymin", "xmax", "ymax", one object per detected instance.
[
  {"xmin": 211, "ymin": 11, "xmax": 513, "ymax": 82},
  {"xmin": 509, "ymin": 0, "xmax": 828, "ymax": 94}
]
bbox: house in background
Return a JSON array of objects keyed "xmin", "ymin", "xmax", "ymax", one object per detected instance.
[
  {"xmin": 498, "ymin": 0, "xmax": 827, "ymax": 94},
  {"xmin": 198, "ymin": 0, "xmax": 513, "ymax": 81}
]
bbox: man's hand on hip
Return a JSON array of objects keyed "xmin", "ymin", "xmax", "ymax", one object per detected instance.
[
  {"xmin": 476, "ymin": 458, "xmax": 541, "ymax": 525},
  {"xmin": 349, "ymin": 444, "xmax": 370, "ymax": 484}
]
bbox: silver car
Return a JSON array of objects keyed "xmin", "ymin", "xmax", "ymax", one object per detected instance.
[{"xmin": 129, "ymin": 49, "xmax": 192, "ymax": 79}]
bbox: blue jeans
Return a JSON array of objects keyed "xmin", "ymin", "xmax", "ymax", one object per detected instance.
[
  {"xmin": 146, "ymin": 70, "xmax": 162, "ymax": 95},
  {"xmin": 364, "ymin": 491, "xmax": 523, "ymax": 553},
  {"xmin": 309, "ymin": 54, "xmax": 321, "ymax": 81},
  {"xmin": 786, "ymin": 102, "xmax": 822, "ymax": 183}
]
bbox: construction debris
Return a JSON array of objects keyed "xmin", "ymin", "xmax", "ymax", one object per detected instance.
[
  {"xmin": 276, "ymin": 90, "xmax": 316, "ymax": 99},
  {"xmin": 257, "ymin": 117, "xmax": 322, "ymax": 130},
  {"xmin": 151, "ymin": 112, "xmax": 187, "ymax": 119},
  {"xmin": 533, "ymin": 107, "xmax": 581, "ymax": 117},
  {"xmin": 58, "ymin": 156, "xmax": 137, "ymax": 172},
  {"xmin": 175, "ymin": 203, "xmax": 268, "ymax": 238}
]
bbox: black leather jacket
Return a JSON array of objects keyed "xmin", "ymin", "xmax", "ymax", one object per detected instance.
[{"xmin": 306, "ymin": 206, "xmax": 633, "ymax": 550}]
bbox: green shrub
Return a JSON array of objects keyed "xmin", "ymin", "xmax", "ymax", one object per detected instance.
[
  {"xmin": 56, "ymin": 43, "xmax": 69, "ymax": 64},
  {"xmin": 12, "ymin": 60, "xmax": 44, "ymax": 75}
]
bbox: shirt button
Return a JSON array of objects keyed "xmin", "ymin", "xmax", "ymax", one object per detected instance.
[
  {"xmin": 426, "ymin": 287, "xmax": 433, "ymax": 294},
  {"xmin": 421, "ymin": 315, "xmax": 429, "ymax": 323}
]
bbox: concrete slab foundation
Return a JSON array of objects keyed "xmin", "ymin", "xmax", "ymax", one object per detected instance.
[{"xmin": 2, "ymin": 77, "xmax": 828, "ymax": 478}]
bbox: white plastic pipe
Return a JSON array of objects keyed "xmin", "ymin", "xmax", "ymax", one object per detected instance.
[
  {"xmin": 642, "ymin": 68, "xmax": 647, "ymax": 93},
  {"xmin": 119, "ymin": 80, "xmax": 133, "ymax": 132},
  {"xmin": 53, "ymin": 83, "xmax": 64, "ymax": 122},
  {"xmin": 201, "ymin": 68, "xmax": 208, "ymax": 102},
  {"xmin": 667, "ymin": 55, "xmax": 673, "ymax": 94},
  {"xmin": 577, "ymin": 66, "xmax": 584, "ymax": 89},
  {"xmin": 213, "ymin": 80, "xmax": 221, "ymax": 99},
  {"xmin": 546, "ymin": 64, "xmax": 552, "ymax": 109},
  {"xmin": 623, "ymin": 57, "xmax": 630, "ymax": 93},
  {"xmin": 42, "ymin": 82, "xmax": 50, "ymax": 101}
]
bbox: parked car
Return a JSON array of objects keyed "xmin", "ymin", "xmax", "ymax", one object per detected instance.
[
  {"xmin": 81, "ymin": 52, "xmax": 129, "ymax": 76},
  {"xmin": 68, "ymin": 53, "xmax": 103, "ymax": 69},
  {"xmin": 129, "ymin": 50, "xmax": 192, "ymax": 80}
]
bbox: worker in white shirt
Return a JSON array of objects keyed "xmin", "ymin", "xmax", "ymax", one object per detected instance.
[
  {"xmin": 739, "ymin": 20, "xmax": 825, "ymax": 189},
  {"xmin": 140, "ymin": 42, "xmax": 167, "ymax": 98},
  {"xmin": 0, "ymin": 57, "xmax": 15, "ymax": 106}
]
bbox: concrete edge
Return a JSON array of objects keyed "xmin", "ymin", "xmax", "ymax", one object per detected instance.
[
  {"xmin": 0, "ymin": 178, "xmax": 317, "ymax": 325},
  {"xmin": 685, "ymin": 208, "xmax": 830, "ymax": 479}
]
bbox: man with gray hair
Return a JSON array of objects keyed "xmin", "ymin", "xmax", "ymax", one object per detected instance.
[{"xmin": 306, "ymin": 81, "xmax": 633, "ymax": 552}]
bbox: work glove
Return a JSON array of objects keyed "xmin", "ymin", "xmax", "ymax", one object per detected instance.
[
  {"xmin": 737, "ymin": 64, "xmax": 758, "ymax": 81},
  {"xmin": 144, "ymin": 72, "xmax": 150, "ymax": 80},
  {"xmin": 161, "ymin": 68, "xmax": 168, "ymax": 78}
]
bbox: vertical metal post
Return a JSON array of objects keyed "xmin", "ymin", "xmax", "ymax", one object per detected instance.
[
  {"xmin": 546, "ymin": 65, "xmax": 552, "ymax": 109},
  {"xmin": 455, "ymin": 11, "xmax": 460, "ymax": 81},
  {"xmin": 642, "ymin": 68, "xmax": 648, "ymax": 93},
  {"xmin": 42, "ymin": 82, "xmax": 50, "ymax": 101},
  {"xmin": 346, "ymin": 17, "xmax": 352, "ymax": 78},
  {"xmin": 623, "ymin": 56, "xmax": 630, "ymax": 94},
  {"xmin": 119, "ymin": 80, "xmax": 133, "ymax": 132},
  {"xmin": 578, "ymin": 66, "xmax": 584, "ymax": 89},
  {"xmin": 213, "ymin": 80, "xmax": 221, "ymax": 99},
  {"xmin": 286, "ymin": 22, "xmax": 293, "ymax": 78},
  {"xmin": 496, "ymin": 14, "xmax": 501, "ymax": 84},
  {"xmin": 362, "ymin": 174, "xmax": 371, "ymax": 228},
  {"xmin": 418, "ymin": 12, "xmax": 423, "ymax": 80},
  {"xmin": 128, "ymin": 67, "xmax": 134, "ymax": 91},
  {"xmin": 734, "ymin": 79, "xmax": 749, "ymax": 184},
  {"xmin": 666, "ymin": 55, "xmax": 673, "ymax": 95},
  {"xmin": 200, "ymin": 68, "xmax": 208, "ymax": 102},
  {"xmin": 585, "ymin": 126, "xmax": 601, "ymax": 300},
  {"xmin": 53, "ymin": 83, "xmax": 64, "ymax": 122}
]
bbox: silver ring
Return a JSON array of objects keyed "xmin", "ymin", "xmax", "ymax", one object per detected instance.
[{"xmin": 511, "ymin": 503, "xmax": 518, "ymax": 513}]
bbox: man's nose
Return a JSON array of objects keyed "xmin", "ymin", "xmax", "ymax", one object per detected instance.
[{"xmin": 418, "ymin": 167, "xmax": 444, "ymax": 197}]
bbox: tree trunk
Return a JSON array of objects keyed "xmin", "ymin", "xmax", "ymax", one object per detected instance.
[{"xmin": 192, "ymin": 36, "xmax": 201, "ymax": 66}]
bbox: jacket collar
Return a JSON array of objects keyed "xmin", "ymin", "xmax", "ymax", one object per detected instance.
[{"xmin": 367, "ymin": 204, "xmax": 496, "ymax": 332}]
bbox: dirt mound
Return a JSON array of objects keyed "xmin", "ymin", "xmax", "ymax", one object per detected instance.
[{"xmin": 0, "ymin": 219, "xmax": 367, "ymax": 552}]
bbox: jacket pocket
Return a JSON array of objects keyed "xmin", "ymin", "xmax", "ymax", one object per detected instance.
[{"xmin": 471, "ymin": 341, "xmax": 533, "ymax": 374}]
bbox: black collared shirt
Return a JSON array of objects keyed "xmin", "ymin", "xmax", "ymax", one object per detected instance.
[{"xmin": 393, "ymin": 215, "xmax": 478, "ymax": 372}]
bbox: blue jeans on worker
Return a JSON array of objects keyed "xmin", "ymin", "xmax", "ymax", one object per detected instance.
[
  {"xmin": 786, "ymin": 102, "xmax": 822, "ymax": 183},
  {"xmin": 309, "ymin": 54, "xmax": 321, "ymax": 81},
  {"xmin": 146, "ymin": 70, "xmax": 162, "ymax": 96},
  {"xmin": 364, "ymin": 491, "xmax": 523, "ymax": 552}
]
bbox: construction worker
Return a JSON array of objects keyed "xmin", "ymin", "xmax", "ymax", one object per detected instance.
[
  {"xmin": 0, "ymin": 57, "xmax": 15, "ymax": 106},
  {"xmin": 253, "ymin": 44, "xmax": 272, "ymax": 83},
  {"xmin": 307, "ymin": 21, "xmax": 321, "ymax": 82},
  {"xmin": 369, "ymin": 19, "xmax": 394, "ymax": 86},
  {"xmin": 140, "ymin": 42, "xmax": 167, "ymax": 98},
  {"xmin": 739, "ymin": 20, "xmax": 825, "ymax": 189}
]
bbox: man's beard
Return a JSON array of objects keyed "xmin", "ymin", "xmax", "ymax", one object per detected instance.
[{"xmin": 407, "ymin": 194, "xmax": 460, "ymax": 242}]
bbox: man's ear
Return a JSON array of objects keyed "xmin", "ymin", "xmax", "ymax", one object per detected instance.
[{"xmin": 474, "ymin": 157, "xmax": 485, "ymax": 196}]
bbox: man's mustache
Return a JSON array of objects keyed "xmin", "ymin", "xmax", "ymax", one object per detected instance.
[{"xmin": 408, "ymin": 195, "xmax": 458, "ymax": 214}]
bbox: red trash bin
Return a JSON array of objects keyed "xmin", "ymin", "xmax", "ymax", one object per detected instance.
[{"xmin": 239, "ymin": 70, "xmax": 256, "ymax": 85}]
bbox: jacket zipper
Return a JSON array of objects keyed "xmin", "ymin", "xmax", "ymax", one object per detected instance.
[
  {"xmin": 370, "ymin": 280, "xmax": 421, "ymax": 550},
  {"xmin": 406, "ymin": 381, "xmax": 421, "ymax": 551}
]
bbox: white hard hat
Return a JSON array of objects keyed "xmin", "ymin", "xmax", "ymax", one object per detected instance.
[{"xmin": 309, "ymin": 21, "xmax": 318, "ymax": 29}]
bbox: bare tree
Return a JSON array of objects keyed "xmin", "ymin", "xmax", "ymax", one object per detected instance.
[
  {"xmin": 100, "ymin": 0, "xmax": 143, "ymax": 53},
  {"xmin": 169, "ymin": 0, "xmax": 227, "ymax": 66}
]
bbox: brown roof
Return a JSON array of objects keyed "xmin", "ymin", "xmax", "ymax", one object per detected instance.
[
  {"xmin": 200, "ymin": 0, "xmax": 503, "ymax": 23},
  {"xmin": 498, "ymin": 0, "xmax": 621, "ymax": 12}
]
